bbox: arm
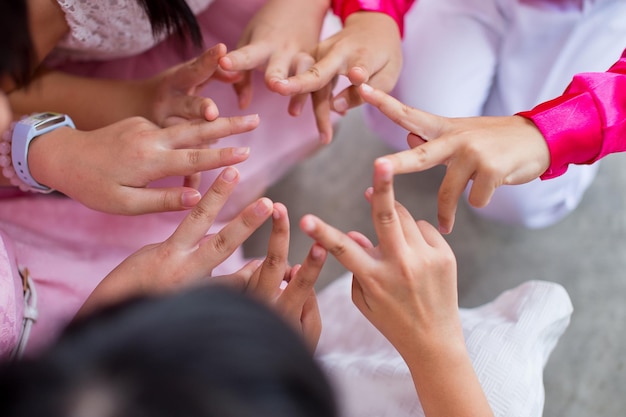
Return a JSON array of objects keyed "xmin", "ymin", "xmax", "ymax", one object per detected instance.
[
  {"xmin": 300, "ymin": 158, "xmax": 492, "ymax": 417},
  {"xmin": 518, "ymin": 49, "xmax": 626, "ymax": 178}
]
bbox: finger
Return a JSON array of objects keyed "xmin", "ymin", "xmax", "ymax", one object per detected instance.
[
  {"xmin": 211, "ymin": 259, "xmax": 264, "ymax": 290},
  {"xmin": 370, "ymin": 158, "xmax": 406, "ymax": 255},
  {"xmin": 331, "ymin": 84, "xmax": 363, "ymax": 114},
  {"xmin": 264, "ymin": 48, "xmax": 297, "ymax": 87},
  {"xmin": 415, "ymin": 220, "xmax": 451, "ymax": 250},
  {"xmin": 169, "ymin": 167, "xmax": 240, "ymax": 246},
  {"xmin": 346, "ymin": 231, "xmax": 374, "ymax": 249},
  {"xmin": 383, "ymin": 141, "xmax": 454, "ymax": 175},
  {"xmin": 255, "ymin": 202, "xmax": 291, "ymax": 298},
  {"xmin": 286, "ymin": 53, "xmax": 316, "ymax": 116},
  {"xmin": 220, "ymin": 43, "xmax": 273, "ymax": 72},
  {"xmin": 364, "ymin": 186, "xmax": 422, "ymax": 247},
  {"xmin": 233, "ymin": 73, "xmax": 253, "ymax": 110},
  {"xmin": 116, "ymin": 186, "xmax": 202, "ymax": 215},
  {"xmin": 311, "ymin": 85, "xmax": 334, "ymax": 144},
  {"xmin": 175, "ymin": 44, "xmax": 226, "ymax": 89},
  {"xmin": 466, "ymin": 172, "xmax": 498, "ymax": 209},
  {"xmin": 160, "ymin": 146, "xmax": 250, "ymax": 178},
  {"xmin": 183, "ymin": 172, "xmax": 202, "ymax": 189},
  {"xmin": 162, "ymin": 115, "xmax": 260, "ymax": 148},
  {"xmin": 300, "ymin": 292, "xmax": 322, "ymax": 352},
  {"xmin": 436, "ymin": 161, "xmax": 476, "ymax": 234},
  {"xmin": 279, "ymin": 243, "xmax": 326, "ymax": 313},
  {"xmin": 197, "ymin": 197, "xmax": 274, "ymax": 267},
  {"xmin": 300, "ymin": 214, "xmax": 374, "ymax": 274},
  {"xmin": 358, "ymin": 83, "xmax": 442, "ymax": 140},
  {"xmin": 272, "ymin": 54, "xmax": 343, "ymax": 96},
  {"xmin": 167, "ymin": 95, "xmax": 220, "ymax": 123}
]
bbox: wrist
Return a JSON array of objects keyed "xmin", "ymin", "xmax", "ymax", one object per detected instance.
[
  {"xmin": 332, "ymin": 0, "xmax": 410, "ymax": 36},
  {"xmin": 1, "ymin": 113, "xmax": 75, "ymax": 193}
]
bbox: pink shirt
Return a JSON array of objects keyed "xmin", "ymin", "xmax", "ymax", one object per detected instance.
[
  {"xmin": 519, "ymin": 48, "xmax": 626, "ymax": 179},
  {"xmin": 332, "ymin": 0, "xmax": 415, "ymax": 36}
]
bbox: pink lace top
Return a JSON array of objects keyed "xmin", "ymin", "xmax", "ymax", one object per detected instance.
[
  {"xmin": 51, "ymin": 0, "xmax": 214, "ymax": 61},
  {"xmin": 519, "ymin": 48, "xmax": 626, "ymax": 179}
]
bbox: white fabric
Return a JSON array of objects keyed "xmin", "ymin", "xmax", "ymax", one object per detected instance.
[
  {"xmin": 53, "ymin": 0, "xmax": 214, "ymax": 60},
  {"xmin": 316, "ymin": 274, "xmax": 573, "ymax": 417},
  {"xmin": 364, "ymin": 0, "xmax": 626, "ymax": 227}
]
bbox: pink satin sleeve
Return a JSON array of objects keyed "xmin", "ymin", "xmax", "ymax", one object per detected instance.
[
  {"xmin": 518, "ymin": 49, "xmax": 626, "ymax": 179},
  {"xmin": 332, "ymin": 0, "xmax": 415, "ymax": 36}
]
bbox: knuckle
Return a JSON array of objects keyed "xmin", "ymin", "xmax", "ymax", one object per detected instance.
[
  {"xmin": 375, "ymin": 209, "xmax": 395, "ymax": 225},
  {"xmin": 263, "ymin": 253, "xmax": 284, "ymax": 269},
  {"xmin": 211, "ymin": 233, "xmax": 230, "ymax": 255},
  {"xmin": 328, "ymin": 243, "xmax": 347, "ymax": 258},
  {"xmin": 189, "ymin": 202, "xmax": 210, "ymax": 222},
  {"xmin": 187, "ymin": 150, "xmax": 201, "ymax": 167}
]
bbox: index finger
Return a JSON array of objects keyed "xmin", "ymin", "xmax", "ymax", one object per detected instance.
[
  {"xmin": 162, "ymin": 115, "xmax": 260, "ymax": 148},
  {"xmin": 383, "ymin": 140, "xmax": 454, "ymax": 175},
  {"xmin": 358, "ymin": 83, "xmax": 441, "ymax": 140},
  {"xmin": 370, "ymin": 158, "xmax": 407, "ymax": 256}
]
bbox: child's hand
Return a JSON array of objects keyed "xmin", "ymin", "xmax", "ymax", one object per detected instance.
[
  {"xmin": 146, "ymin": 43, "xmax": 242, "ymax": 127},
  {"xmin": 359, "ymin": 83, "xmax": 551, "ymax": 234},
  {"xmin": 77, "ymin": 167, "xmax": 274, "ymax": 316},
  {"xmin": 272, "ymin": 12, "xmax": 403, "ymax": 143},
  {"xmin": 244, "ymin": 202, "xmax": 327, "ymax": 351},
  {"xmin": 29, "ymin": 114, "xmax": 259, "ymax": 215},
  {"xmin": 218, "ymin": 0, "xmax": 327, "ymax": 112},
  {"xmin": 300, "ymin": 158, "xmax": 461, "ymax": 356}
]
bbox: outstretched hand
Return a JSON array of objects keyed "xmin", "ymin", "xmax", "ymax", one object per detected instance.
[
  {"xmin": 359, "ymin": 83, "xmax": 551, "ymax": 233},
  {"xmin": 29, "ymin": 114, "xmax": 259, "ymax": 215},
  {"xmin": 300, "ymin": 158, "xmax": 460, "ymax": 355},
  {"xmin": 78, "ymin": 167, "xmax": 275, "ymax": 316},
  {"xmin": 243, "ymin": 202, "xmax": 327, "ymax": 351}
]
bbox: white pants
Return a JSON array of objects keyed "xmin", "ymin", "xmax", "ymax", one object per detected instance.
[{"xmin": 365, "ymin": 0, "xmax": 626, "ymax": 227}]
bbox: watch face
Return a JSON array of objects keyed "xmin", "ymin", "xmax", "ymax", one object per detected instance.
[{"xmin": 32, "ymin": 113, "xmax": 66, "ymax": 131}]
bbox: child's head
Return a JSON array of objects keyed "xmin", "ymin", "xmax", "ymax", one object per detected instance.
[{"xmin": 0, "ymin": 285, "xmax": 338, "ymax": 417}]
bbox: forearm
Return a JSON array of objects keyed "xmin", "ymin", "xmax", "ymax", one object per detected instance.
[
  {"xmin": 519, "ymin": 48, "xmax": 626, "ymax": 179},
  {"xmin": 401, "ymin": 327, "xmax": 493, "ymax": 417},
  {"xmin": 8, "ymin": 70, "xmax": 153, "ymax": 130},
  {"xmin": 332, "ymin": 0, "xmax": 415, "ymax": 35}
]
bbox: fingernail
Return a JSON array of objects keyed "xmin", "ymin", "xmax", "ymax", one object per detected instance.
[
  {"xmin": 360, "ymin": 83, "xmax": 373, "ymax": 93},
  {"xmin": 333, "ymin": 97, "xmax": 348, "ymax": 113},
  {"xmin": 319, "ymin": 132, "xmax": 329, "ymax": 144},
  {"xmin": 301, "ymin": 215, "xmax": 316, "ymax": 233},
  {"xmin": 275, "ymin": 78, "xmax": 289, "ymax": 85},
  {"xmin": 233, "ymin": 147, "xmax": 250, "ymax": 156},
  {"xmin": 375, "ymin": 157, "xmax": 393, "ymax": 180},
  {"xmin": 311, "ymin": 244, "xmax": 325, "ymax": 260},
  {"xmin": 438, "ymin": 225, "xmax": 450, "ymax": 234},
  {"xmin": 243, "ymin": 114, "xmax": 259, "ymax": 124},
  {"xmin": 222, "ymin": 167, "xmax": 238, "ymax": 182},
  {"xmin": 182, "ymin": 190, "xmax": 201, "ymax": 208},
  {"xmin": 255, "ymin": 198, "xmax": 272, "ymax": 216},
  {"xmin": 272, "ymin": 208, "xmax": 281, "ymax": 220}
]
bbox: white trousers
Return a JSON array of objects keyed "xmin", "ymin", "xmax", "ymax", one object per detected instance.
[{"xmin": 365, "ymin": 0, "xmax": 626, "ymax": 227}]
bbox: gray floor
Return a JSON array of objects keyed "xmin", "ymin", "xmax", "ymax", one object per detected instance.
[{"xmin": 244, "ymin": 107, "xmax": 626, "ymax": 417}]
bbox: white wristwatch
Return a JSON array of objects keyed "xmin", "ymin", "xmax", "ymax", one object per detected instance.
[{"xmin": 11, "ymin": 112, "xmax": 75, "ymax": 192}]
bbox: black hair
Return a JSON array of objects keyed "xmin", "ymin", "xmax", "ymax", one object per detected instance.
[
  {"xmin": 0, "ymin": 0, "xmax": 34, "ymax": 86},
  {"xmin": 0, "ymin": 286, "xmax": 338, "ymax": 417},
  {"xmin": 136, "ymin": 0, "xmax": 203, "ymax": 49}
]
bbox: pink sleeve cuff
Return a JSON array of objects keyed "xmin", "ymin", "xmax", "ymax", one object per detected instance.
[
  {"xmin": 332, "ymin": 0, "xmax": 415, "ymax": 36},
  {"xmin": 518, "ymin": 93, "xmax": 603, "ymax": 180}
]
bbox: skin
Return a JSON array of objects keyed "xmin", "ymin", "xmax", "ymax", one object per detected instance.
[
  {"xmin": 300, "ymin": 158, "xmax": 494, "ymax": 417},
  {"xmin": 25, "ymin": 114, "xmax": 259, "ymax": 215},
  {"xmin": 220, "ymin": 0, "xmax": 402, "ymax": 143},
  {"xmin": 80, "ymin": 167, "xmax": 327, "ymax": 349},
  {"xmin": 358, "ymin": 83, "xmax": 551, "ymax": 234}
]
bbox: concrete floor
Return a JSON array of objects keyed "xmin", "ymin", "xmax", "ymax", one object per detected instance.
[{"xmin": 244, "ymin": 107, "xmax": 626, "ymax": 417}]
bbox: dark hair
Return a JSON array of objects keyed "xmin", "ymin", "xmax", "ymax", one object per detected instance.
[
  {"xmin": 0, "ymin": 0, "xmax": 34, "ymax": 86},
  {"xmin": 0, "ymin": 286, "xmax": 337, "ymax": 417},
  {"xmin": 136, "ymin": 0, "xmax": 203, "ymax": 49}
]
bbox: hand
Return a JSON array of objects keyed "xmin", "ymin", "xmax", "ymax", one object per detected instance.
[
  {"xmin": 300, "ymin": 158, "xmax": 460, "ymax": 355},
  {"xmin": 29, "ymin": 114, "xmax": 260, "ymax": 215},
  {"xmin": 359, "ymin": 83, "xmax": 551, "ymax": 234},
  {"xmin": 145, "ymin": 43, "xmax": 243, "ymax": 127},
  {"xmin": 271, "ymin": 12, "xmax": 403, "ymax": 143},
  {"xmin": 77, "ymin": 167, "xmax": 275, "ymax": 316},
  {"xmin": 218, "ymin": 0, "xmax": 328, "ymax": 112},
  {"xmin": 244, "ymin": 202, "xmax": 327, "ymax": 351}
]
